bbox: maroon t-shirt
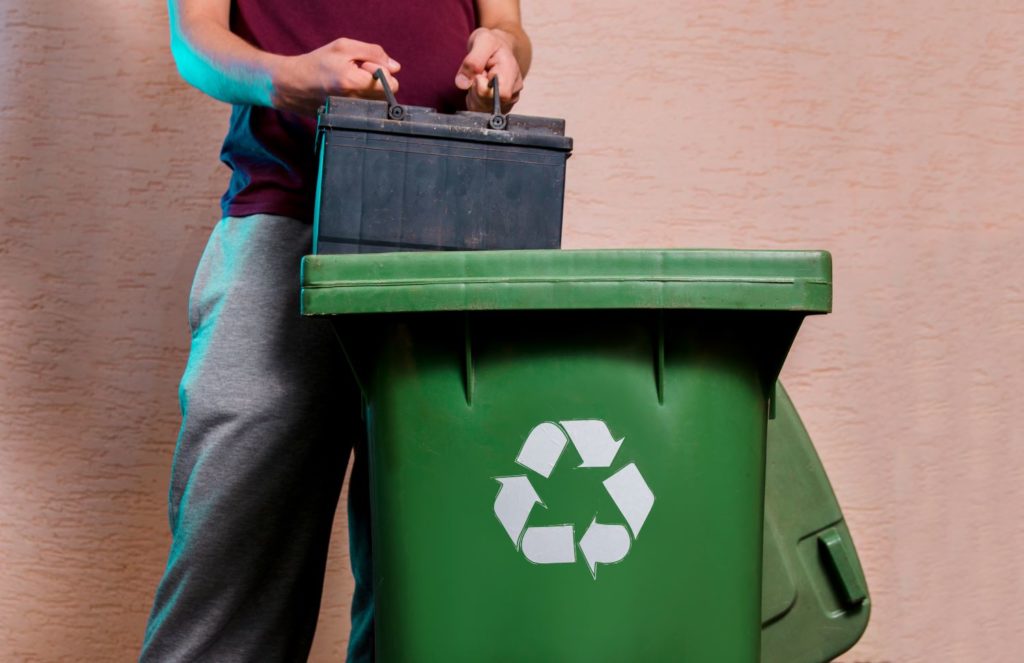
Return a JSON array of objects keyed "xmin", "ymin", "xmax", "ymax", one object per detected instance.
[{"xmin": 222, "ymin": 1, "xmax": 478, "ymax": 221}]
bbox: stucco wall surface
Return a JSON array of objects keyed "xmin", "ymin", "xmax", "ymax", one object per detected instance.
[{"xmin": 1, "ymin": 1, "xmax": 1021, "ymax": 661}]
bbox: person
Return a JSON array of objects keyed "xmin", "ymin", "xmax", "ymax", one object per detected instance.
[{"xmin": 140, "ymin": 1, "xmax": 531, "ymax": 660}]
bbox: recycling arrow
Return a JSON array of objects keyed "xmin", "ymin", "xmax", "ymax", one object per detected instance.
[
  {"xmin": 494, "ymin": 476, "xmax": 541, "ymax": 547},
  {"xmin": 522, "ymin": 525, "xmax": 576, "ymax": 564},
  {"xmin": 560, "ymin": 420, "xmax": 623, "ymax": 468},
  {"xmin": 579, "ymin": 520, "xmax": 631, "ymax": 577},
  {"xmin": 494, "ymin": 419, "xmax": 655, "ymax": 578},
  {"xmin": 516, "ymin": 422, "xmax": 568, "ymax": 478},
  {"xmin": 603, "ymin": 462, "xmax": 655, "ymax": 537}
]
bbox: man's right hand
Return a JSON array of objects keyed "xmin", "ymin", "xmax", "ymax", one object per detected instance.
[
  {"xmin": 270, "ymin": 38, "xmax": 401, "ymax": 115},
  {"xmin": 169, "ymin": 0, "xmax": 402, "ymax": 115}
]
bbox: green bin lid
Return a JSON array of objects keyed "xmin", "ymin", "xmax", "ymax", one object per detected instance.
[{"xmin": 301, "ymin": 249, "xmax": 831, "ymax": 315}]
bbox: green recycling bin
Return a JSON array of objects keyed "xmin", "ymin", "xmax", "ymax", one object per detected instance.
[
  {"xmin": 302, "ymin": 249, "xmax": 832, "ymax": 662},
  {"xmin": 762, "ymin": 384, "xmax": 870, "ymax": 662}
]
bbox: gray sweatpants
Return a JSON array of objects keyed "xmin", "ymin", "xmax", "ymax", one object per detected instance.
[{"xmin": 140, "ymin": 215, "xmax": 373, "ymax": 662}]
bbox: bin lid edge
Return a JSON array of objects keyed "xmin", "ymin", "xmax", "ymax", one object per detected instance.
[{"xmin": 300, "ymin": 249, "xmax": 832, "ymax": 315}]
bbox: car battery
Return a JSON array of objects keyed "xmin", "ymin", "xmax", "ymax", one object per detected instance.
[{"xmin": 313, "ymin": 75, "xmax": 573, "ymax": 254}]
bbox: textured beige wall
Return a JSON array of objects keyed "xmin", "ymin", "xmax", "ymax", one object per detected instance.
[{"xmin": 1, "ymin": 0, "xmax": 1021, "ymax": 661}]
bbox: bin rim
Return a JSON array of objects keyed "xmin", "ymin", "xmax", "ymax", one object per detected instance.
[{"xmin": 301, "ymin": 248, "xmax": 832, "ymax": 315}]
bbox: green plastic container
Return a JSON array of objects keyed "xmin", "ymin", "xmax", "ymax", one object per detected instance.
[
  {"xmin": 761, "ymin": 384, "xmax": 870, "ymax": 662},
  {"xmin": 302, "ymin": 249, "xmax": 836, "ymax": 662}
]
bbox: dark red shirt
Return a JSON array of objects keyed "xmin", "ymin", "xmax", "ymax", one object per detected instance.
[{"xmin": 223, "ymin": 1, "xmax": 478, "ymax": 221}]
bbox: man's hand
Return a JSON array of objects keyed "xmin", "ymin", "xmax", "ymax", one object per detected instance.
[
  {"xmin": 271, "ymin": 39, "xmax": 401, "ymax": 116},
  {"xmin": 456, "ymin": 28, "xmax": 523, "ymax": 113},
  {"xmin": 168, "ymin": 0, "xmax": 401, "ymax": 116},
  {"xmin": 456, "ymin": 1, "xmax": 531, "ymax": 114}
]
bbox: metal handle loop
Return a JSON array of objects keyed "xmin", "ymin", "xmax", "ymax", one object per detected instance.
[
  {"xmin": 488, "ymin": 76, "xmax": 507, "ymax": 130},
  {"xmin": 373, "ymin": 68, "xmax": 405, "ymax": 121}
]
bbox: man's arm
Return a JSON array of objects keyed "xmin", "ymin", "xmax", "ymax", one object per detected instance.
[
  {"xmin": 168, "ymin": 0, "xmax": 401, "ymax": 115},
  {"xmin": 457, "ymin": 0, "xmax": 532, "ymax": 112}
]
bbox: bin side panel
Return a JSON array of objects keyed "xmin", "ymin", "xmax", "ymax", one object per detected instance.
[
  {"xmin": 360, "ymin": 310, "xmax": 804, "ymax": 662},
  {"xmin": 760, "ymin": 385, "xmax": 871, "ymax": 663}
]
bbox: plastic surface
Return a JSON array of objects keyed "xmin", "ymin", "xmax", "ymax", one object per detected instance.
[
  {"xmin": 313, "ymin": 97, "xmax": 572, "ymax": 255},
  {"xmin": 303, "ymin": 249, "xmax": 832, "ymax": 662},
  {"xmin": 302, "ymin": 249, "xmax": 833, "ymax": 315},
  {"xmin": 761, "ymin": 384, "xmax": 871, "ymax": 662}
]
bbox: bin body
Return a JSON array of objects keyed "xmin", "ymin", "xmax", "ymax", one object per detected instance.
[
  {"xmin": 761, "ymin": 384, "xmax": 871, "ymax": 662},
  {"xmin": 302, "ymin": 249, "xmax": 832, "ymax": 662},
  {"xmin": 314, "ymin": 98, "xmax": 572, "ymax": 255}
]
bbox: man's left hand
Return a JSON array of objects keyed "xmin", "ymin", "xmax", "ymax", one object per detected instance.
[{"xmin": 455, "ymin": 28, "xmax": 523, "ymax": 113}]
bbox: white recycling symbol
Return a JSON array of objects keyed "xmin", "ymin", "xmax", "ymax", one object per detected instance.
[{"xmin": 493, "ymin": 420, "xmax": 655, "ymax": 578}]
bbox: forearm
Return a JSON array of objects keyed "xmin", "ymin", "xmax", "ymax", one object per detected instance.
[
  {"xmin": 489, "ymin": 23, "xmax": 531, "ymax": 78},
  {"xmin": 169, "ymin": 5, "xmax": 281, "ymax": 108},
  {"xmin": 461, "ymin": 1, "xmax": 529, "ymax": 112}
]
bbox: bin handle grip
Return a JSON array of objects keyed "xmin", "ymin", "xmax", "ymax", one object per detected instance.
[
  {"xmin": 373, "ymin": 68, "xmax": 406, "ymax": 121},
  {"xmin": 487, "ymin": 76, "xmax": 507, "ymax": 130}
]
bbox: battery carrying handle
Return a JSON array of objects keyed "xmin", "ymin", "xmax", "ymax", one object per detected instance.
[
  {"xmin": 374, "ymin": 68, "xmax": 507, "ymax": 129},
  {"xmin": 373, "ymin": 68, "xmax": 406, "ymax": 121},
  {"xmin": 488, "ymin": 76, "xmax": 507, "ymax": 130}
]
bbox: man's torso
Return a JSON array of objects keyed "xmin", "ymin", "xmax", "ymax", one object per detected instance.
[{"xmin": 221, "ymin": 0, "xmax": 478, "ymax": 221}]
